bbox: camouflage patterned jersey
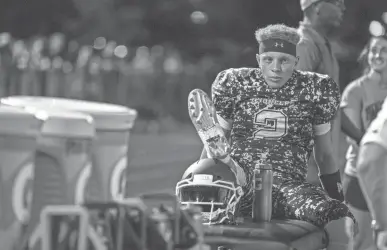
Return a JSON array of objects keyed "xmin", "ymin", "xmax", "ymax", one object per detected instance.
[
  {"xmin": 211, "ymin": 68, "xmax": 352, "ymax": 226},
  {"xmin": 212, "ymin": 67, "xmax": 340, "ymax": 182}
]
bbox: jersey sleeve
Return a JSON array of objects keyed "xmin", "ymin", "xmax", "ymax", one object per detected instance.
[
  {"xmin": 211, "ymin": 69, "xmax": 238, "ymax": 129},
  {"xmin": 313, "ymin": 75, "xmax": 341, "ymax": 125},
  {"xmin": 361, "ymin": 103, "xmax": 387, "ymax": 150}
]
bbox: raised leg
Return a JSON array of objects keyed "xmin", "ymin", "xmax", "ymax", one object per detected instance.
[{"xmin": 187, "ymin": 89, "xmax": 246, "ymax": 186}]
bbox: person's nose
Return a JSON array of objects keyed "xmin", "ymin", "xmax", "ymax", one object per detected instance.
[{"xmin": 272, "ymin": 60, "xmax": 281, "ymax": 72}]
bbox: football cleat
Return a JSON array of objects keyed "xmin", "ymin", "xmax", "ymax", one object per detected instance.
[
  {"xmin": 188, "ymin": 89, "xmax": 230, "ymax": 158},
  {"xmin": 187, "ymin": 89, "xmax": 247, "ymax": 187}
]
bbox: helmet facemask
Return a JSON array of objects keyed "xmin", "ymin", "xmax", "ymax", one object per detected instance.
[{"xmin": 176, "ymin": 174, "xmax": 243, "ymax": 225}]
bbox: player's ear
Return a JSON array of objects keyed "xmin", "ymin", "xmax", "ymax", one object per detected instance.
[
  {"xmin": 315, "ymin": 4, "xmax": 321, "ymax": 15},
  {"xmin": 256, "ymin": 54, "xmax": 260, "ymax": 65}
]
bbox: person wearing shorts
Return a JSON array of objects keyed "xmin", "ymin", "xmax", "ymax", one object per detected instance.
[{"xmin": 342, "ymin": 33, "xmax": 387, "ymax": 250}]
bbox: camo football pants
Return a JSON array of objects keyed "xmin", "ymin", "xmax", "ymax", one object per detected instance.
[{"xmin": 239, "ymin": 171, "xmax": 356, "ymax": 228}]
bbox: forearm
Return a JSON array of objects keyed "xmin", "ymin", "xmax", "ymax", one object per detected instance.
[
  {"xmin": 314, "ymin": 150, "xmax": 338, "ymax": 175},
  {"xmin": 341, "ymin": 109, "xmax": 363, "ymax": 144},
  {"xmin": 313, "ymin": 130, "xmax": 344, "ymax": 200},
  {"xmin": 315, "ymin": 152, "xmax": 343, "ymax": 200},
  {"xmin": 313, "ymin": 125, "xmax": 338, "ymax": 174}
]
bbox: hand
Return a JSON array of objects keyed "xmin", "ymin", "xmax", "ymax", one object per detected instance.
[
  {"xmin": 345, "ymin": 216, "xmax": 359, "ymax": 239},
  {"xmin": 376, "ymin": 231, "xmax": 387, "ymax": 250}
]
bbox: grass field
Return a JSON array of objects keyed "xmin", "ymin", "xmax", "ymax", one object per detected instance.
[{"xmin": 126, "ymin": 127, "xmax": 203, "ymax": 196}]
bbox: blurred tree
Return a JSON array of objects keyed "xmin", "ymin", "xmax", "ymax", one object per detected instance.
[
  {"xmin": 1, "ymin": 0, "xmax": 387, "ymax": 70},
  {"xmin": 0, "ymin": 0, "xmax": 79, "ymax": 38}
]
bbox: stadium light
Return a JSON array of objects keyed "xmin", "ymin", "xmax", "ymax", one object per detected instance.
[
  {"xmin": 93, "ymin": 37, "xmax": 107, "ymax": 50},
  {"xmin": 369, "ymin": 20, "xmax": 385, "ymax": 37},
  {"xmin": 114, "ymin": 45, "xmax": 128, "ymax": 59},
  {"xmin": 190, "ymin": 11, "xmax": 208, "ymax": 25},
  {"xmin": 0, "ymin": 32, "xmax": 11, "ymax": 47}
]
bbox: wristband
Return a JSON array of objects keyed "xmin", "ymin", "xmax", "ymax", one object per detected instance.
[{"xmin": 319, "ymin": 170, "xmax": 344, "ymax": 202}]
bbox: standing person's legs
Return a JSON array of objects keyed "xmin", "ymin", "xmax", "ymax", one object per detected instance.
[
  {"xmin": 342, "ymin": 173, "xmax": 377, "ymax": 250},
  {"xmin": 346, "ymin": 205, "xmax": 375, "ymax": 250}
]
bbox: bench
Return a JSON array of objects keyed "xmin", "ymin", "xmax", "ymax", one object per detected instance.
[{"xmin": 204, "ymin": 218, "xmax": 327, "ymax": 250}]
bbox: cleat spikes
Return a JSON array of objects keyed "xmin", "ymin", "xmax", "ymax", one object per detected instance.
[{"xmin": 188, "ymin": 89, "xmax": 230, "ymax": 158}]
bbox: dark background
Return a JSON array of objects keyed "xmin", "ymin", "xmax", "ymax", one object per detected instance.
[
  {"xmin": 0, "ymin": 0, "xmax": 387, "ymax": 124},
  {"xmin": 1, "ymin": 0, "xmax": 385, "ymax": 54}
]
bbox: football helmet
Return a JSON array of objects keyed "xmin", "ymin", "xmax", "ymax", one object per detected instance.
[{"xmin": 176, "ymin": 158, "xmax": 244, "ymax": 225}]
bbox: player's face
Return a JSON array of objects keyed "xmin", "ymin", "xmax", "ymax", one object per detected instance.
[
  {"xmin": 257, "ymin": 52, "xmax": 298, "ymax": 88},
  {"xmin": 316, "ymin": 0, "xmax": 345, "ymax": 28},
  {"xmin": 368, "ymin": 37, "xmax": 387, "ymax": 73}
]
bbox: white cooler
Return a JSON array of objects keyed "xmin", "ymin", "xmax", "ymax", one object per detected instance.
[
  {"xmin": 0, "ymin": 106, "xmax": 43, "ymax": 250},
  {"xmin": 2, "ymin": 96, "xmax": 137, "ymax": 202},
  {"xmin": 19, "ymin": 108, "xmax": 95, "ymax": 249}
]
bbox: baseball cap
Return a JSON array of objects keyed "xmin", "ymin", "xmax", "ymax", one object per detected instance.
[
  {"xmin": 300, "ymin": 0, "xmax": 321, "ymax": 11},
  {"xmin": 301, "ymin": 0, "xmax": 345, "ymax": 11}
]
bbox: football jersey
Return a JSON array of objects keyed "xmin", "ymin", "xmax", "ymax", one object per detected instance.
[
  {"xmin": 341, "ymin": 76, "xmax": 387, "ymax": 176},
  {"xmin": 361, "ymin": 98, "xmax": 387, "ymax": 150},
  {"xmin": 212, "ymin": 68, "xmax": 340, "ymax": 181}
]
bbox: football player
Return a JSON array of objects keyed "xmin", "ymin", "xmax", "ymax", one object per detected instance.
[{"xmin": 187, "ymin": 23, "xmax": 356, "ymax": 250}]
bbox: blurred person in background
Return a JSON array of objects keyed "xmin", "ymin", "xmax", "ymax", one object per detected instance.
[
  {"xmin": 0, "ymin": 33, "xmax": 13, "ymax": 96},
  {"xmin": 341, "ymin": 32, "xmax": 387, "ymax": 250},
  {"xmin": 296, "ymin": 0, "xmax": 363, "ymax": 186},
  {"xmin": 357, "ymin": 96, "xmax": 387, "ymax": 250}
]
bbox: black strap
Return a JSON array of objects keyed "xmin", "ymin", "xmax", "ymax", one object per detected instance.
[{"xmin": 319, "ymin": 170, "xmax": 344, "ymax": 202}]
